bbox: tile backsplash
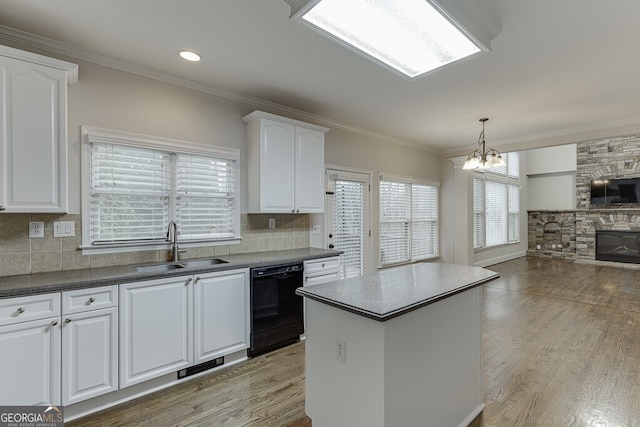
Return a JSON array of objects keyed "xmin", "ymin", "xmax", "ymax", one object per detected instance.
[{"xmin": 0, "ymin": 213, "xmax": 310, "ymax": 277}]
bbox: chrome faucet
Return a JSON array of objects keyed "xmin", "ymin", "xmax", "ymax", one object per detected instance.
[{"xmin": 166, "ymin": 221, "xmax": 181, "ymax": 262}]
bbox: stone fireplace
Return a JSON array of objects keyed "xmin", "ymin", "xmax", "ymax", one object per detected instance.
[{"xmin": 528, "ymin": 133, "xmax": 640, "ymax": 264}]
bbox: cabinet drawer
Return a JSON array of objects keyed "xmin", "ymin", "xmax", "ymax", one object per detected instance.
[
  {"xmin": 304, "ymin": 272, "xmax": 339, "ymax": 286},
  {"xmin": 62, "ymin": 285, "xmax": 118, "ymax": 314},
  {"xmin": 304, "ymin": 257, "xmax": 340, "ymax": 276},
  {"xmin": 0, "ymin": 293, "xmax": 61, "ymax": 326}
]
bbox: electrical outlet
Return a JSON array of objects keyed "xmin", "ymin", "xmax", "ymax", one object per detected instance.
[
  {"xmin": 29, "ymin": 221, "xmax": 44, "ymax": 238},
  {"xmin": 269, "ymin": 218, "xmax": 276, "ymax": 229},
  {"xmin": 336, "ymin": 337, "xmax": 346, "ymax": 363},
  {"xmin": 312, "ymin": 224, "xmax": 320, "ymax": 235}
]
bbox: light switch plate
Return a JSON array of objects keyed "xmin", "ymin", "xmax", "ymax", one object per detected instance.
[{"xmin": 53, "ymin": 221, "xmax": 75, "ymax": 237}]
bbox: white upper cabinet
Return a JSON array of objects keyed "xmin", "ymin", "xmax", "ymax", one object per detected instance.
[
  {"xmin": 244, "ymin": 111, "xmax": 328, "ymax": 213},
  {"xmin": 0, "ymin": 45, "xmax": 78, "ymax": 213}
]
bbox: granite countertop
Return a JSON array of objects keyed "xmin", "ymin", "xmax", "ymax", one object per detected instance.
[
  {"xmin": 296, "ymin": 262, "xmax": 499, "ymax": 321},
  {"xmin": 0, "ymin": 248, "xmax": 341, "ymax": 298}
]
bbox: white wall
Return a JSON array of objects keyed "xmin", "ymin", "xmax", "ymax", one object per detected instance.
[
  {"xmin": 526, "ymin": 144, "xmax": 577, "ymax": 210},
  {"xmin": 314, "ymin": 128, "xmax": 441, "ymax": 272},
  {"xmin": 2, "ymin": 39, "xmax": 441, "ymax": 274}
]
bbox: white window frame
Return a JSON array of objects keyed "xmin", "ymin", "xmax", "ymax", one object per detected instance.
[
  {"xmin": 80, "ymin": 126, "xmax": 241, "ymax": 255},
  {"xmin": 378, "ymin": 173, "xmax": 439, "ymax": 268},
  {"xmin": 473, "ymin": 152, "xmax": 520, "ymax": 251}
]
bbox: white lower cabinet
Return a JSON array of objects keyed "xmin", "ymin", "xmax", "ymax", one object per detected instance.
[
  {"xmin": 61, "ymin": 285, "xmax": 118, "ymax": 405},
  {"xmin": 194, "ymin": 269, "xmax": 249, "ymax": 364},
  {"xmin": 119, "ymin": 276, "xmax": 194, "ymax": 388},
  {"xmin": 303, "ymin": 256, "xmax": 340, "ymax": 285},
  {"xmin": 0, "ymin": 293, "xmax": 61, "ymax": 405}
]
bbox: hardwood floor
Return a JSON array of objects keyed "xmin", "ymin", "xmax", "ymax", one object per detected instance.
[
  {"xmin": 68, "ymin": 257, "xmax": 640, "ymax": 426},
  {"xmin": 66, "ymin": 343, "xmax": 307, "ymax": 427}
]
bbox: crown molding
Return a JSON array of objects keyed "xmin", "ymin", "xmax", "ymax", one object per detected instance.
[
  {"xmin": 443, "ymin": 115, "xmax": 640, "ymax": 158},
  {"xmin": 0, "ymin": 24, "xmax": 434, "ymax": 153}
]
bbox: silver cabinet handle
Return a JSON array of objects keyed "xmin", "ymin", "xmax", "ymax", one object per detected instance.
[
  {"xmin": 195, "ymin": 276, "xmax": 200, "ymax": 282},
  {"xmin": 64, "ymin": 318, "xmax": 72, "ymax": 324},
  {"xmin": 187, "ymin": 277, "xmax": 193, "ymax": 283},
  {"xmin": 88, "ymin": 297, "xmax": 96, "ymax": 304},
  {"xmin": 322, "ymin": 263, "xmax": 326, "ymax": 268},
  {"xmin": 50, "ymin": 320, "xmax": 58, "ymax": 327},
  {"xmin": 16, "ymin": 307, "xmax": 25, "ymax": 314}
]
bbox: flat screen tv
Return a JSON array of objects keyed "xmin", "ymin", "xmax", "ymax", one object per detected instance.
[{"xmin": 591, "ymin": 177, "xmax": 640, "ymax": 205}]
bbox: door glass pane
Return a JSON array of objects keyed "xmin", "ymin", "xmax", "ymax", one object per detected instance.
[{"xmin": 328, "ymin": 171, "xmax": 370, "ymax": 279}]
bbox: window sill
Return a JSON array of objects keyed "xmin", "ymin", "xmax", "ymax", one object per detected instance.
[
  {"xmin": 378, "ymin": 256, "xmax": 440, "ymax": 270},
  {"xmin": 474, "ymin": 241, "xmax": 520, "ymax": 253}
]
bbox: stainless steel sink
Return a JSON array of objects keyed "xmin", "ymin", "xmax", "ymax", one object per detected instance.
[
  {"xmin": 134, "ymin": 258, "xmax": 228, "ymax": 273},
  {"xmin": 134, "ymin": 263, "xmax": 186, "ymax": 273},
  {"xmin": 181, "ymin": 258, "xmax": 228, "ymax": 268}
]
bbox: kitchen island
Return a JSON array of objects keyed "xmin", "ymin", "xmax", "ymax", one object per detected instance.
[{"xmin": 296, "ymin": 262, "xmax": 499, "ymax": 427}]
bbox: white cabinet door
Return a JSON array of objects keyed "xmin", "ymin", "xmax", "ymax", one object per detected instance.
[
  {"xmin": 194, "ymin": 269, "xmax": 249, "ymax": 364},
  {"xmin": 62, "ymin": 307, "xmax": 118, "ymax": 405},
  {"xmin": 120, "ymin": 276, "xmax": 193, "ymax": 388},
  {"xmin": 295, "ymin": 127, "xmax": 325, "ymax": 213},
  {"xmin": 0, "ymin": 47, "xmax": 76, "ymax": 213},
  {"xmin": 0, "ymin": 317, "xmax": 61, "ymax": 405},
  {"xmin": 244, "ymin": 111, "xmax": 328, "ymax": 213},
  {"xmin": 260, "ymin": 119, "xmax": 296, "ymax": 212}
]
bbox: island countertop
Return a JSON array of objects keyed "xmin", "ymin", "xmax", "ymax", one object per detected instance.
[{"xmin": 296, "ymin": 262, "xmax": 499, "ymax": 321}]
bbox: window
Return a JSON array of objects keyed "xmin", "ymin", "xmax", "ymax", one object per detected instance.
[
  {"xmin": 81, "ymin": 126, "xmax": 240, "ymax": 253},
  {"xmin": 473, "ymin": 152, "xmax": 520, "ymax": 249},
  {"xmin": 379, "ymin": 175, "xmax": 439, "ymax": 266}
]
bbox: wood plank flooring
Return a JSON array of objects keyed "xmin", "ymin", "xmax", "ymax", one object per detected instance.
[{"xmin": 68, "ymin": 257, "xmax": 640, "ymax": 426}]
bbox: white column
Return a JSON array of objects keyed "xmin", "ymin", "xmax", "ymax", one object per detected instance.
[{"xmin": 449, "ymin": 156, "xmax": 474, "ymax": 265}]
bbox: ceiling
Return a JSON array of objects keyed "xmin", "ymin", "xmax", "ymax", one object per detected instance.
[{"xmin": 1, "ymin": 0, "xmax": 640, "ymax": 155}]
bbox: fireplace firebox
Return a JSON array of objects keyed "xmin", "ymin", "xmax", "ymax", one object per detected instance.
[{"xmin": 595, "ymin": 230, "xmax": 640, "ymax": 264}]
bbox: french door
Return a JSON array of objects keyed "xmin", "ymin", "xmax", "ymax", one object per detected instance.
[{"xmin": 326, "ymin": 168, "xmax": 371, "ymax": 279}]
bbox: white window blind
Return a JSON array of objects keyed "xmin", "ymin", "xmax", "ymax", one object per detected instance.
[
  {"xmin": 379, "ymin": 177, "xmax": 439, "ymax": 266},
  {"xmin": 82, "ymin": 127, "xmax": 240, "ymax": 252},
  {"xmin": 485, "ymin": 180, "xmax": 507, "ymax": 247},
  {"xmin": 90, "ymin": 143, "xmax": 170, "ymax": 243},
  {"xmin": 176, "ymin": 154, "xmax": 236, "ymax": 240},
  {"xmin": 380, "ymin": 181, "xmax": 411, "ymax": 265},
  {"xmin": 334, "ymin": 179, "xmax": 367, "ymax": 278},
  {"xmin": 411, "ymin": 185, "xmax": 438, "ymax": 260},
  {"xmin": 508, "ymin": 183, "xmax": 520, "ymax": 242},
  {"xmin": 473, "ymin": 177, "xmax": 486, "ymax": 248},
  {"xmin": 473, "ymin": 152, "xmax": 520, "ymax": 250}
]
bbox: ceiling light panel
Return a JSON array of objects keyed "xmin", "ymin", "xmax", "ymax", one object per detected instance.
[{"xmin": 296, "ymin": 0, "xmax": 481, "ymax": 78}]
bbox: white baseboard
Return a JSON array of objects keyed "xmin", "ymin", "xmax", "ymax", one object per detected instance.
[{"xmin": 474, "ymin": 251, "xmax": 526, "ymax": 268}]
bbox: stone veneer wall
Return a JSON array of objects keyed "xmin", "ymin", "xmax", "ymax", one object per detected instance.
[
  {"xmin": 527, "ymin": 211, "xmax": 576, "ymax": 260},
  {"xmin": 0, "ymin": 213, "xmax": 310, "ymax": 277},
  {"xmin": 528, "ymin": 133, "xmax": 640, "ymax": 262}
]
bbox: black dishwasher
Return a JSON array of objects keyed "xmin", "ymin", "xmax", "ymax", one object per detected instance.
[{"xmin": 248, "ymin": 262, "xmax": 304, "ymax": 357}]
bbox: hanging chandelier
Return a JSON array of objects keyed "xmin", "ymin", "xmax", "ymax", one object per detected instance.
[{"xmin": 462, "ymin": 118, "xmax": 506, "ymax": 170}]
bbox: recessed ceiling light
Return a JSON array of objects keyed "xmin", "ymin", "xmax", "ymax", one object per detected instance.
[
  {"xmin": 289, "ymin": 0, "xmax": 483, "ymax": 79},
  {"xmin": 179, "ymin": 50, "xmax": 202, "ymax": 62}
]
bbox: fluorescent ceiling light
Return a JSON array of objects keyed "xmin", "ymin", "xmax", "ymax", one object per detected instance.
[
  {"xmin": 293, "ymin": 0, "xmax": 482, "ymax": 79},
  {"xmin": 179, "ymin": 50, "xmax": 202, "ymax": 62}
]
